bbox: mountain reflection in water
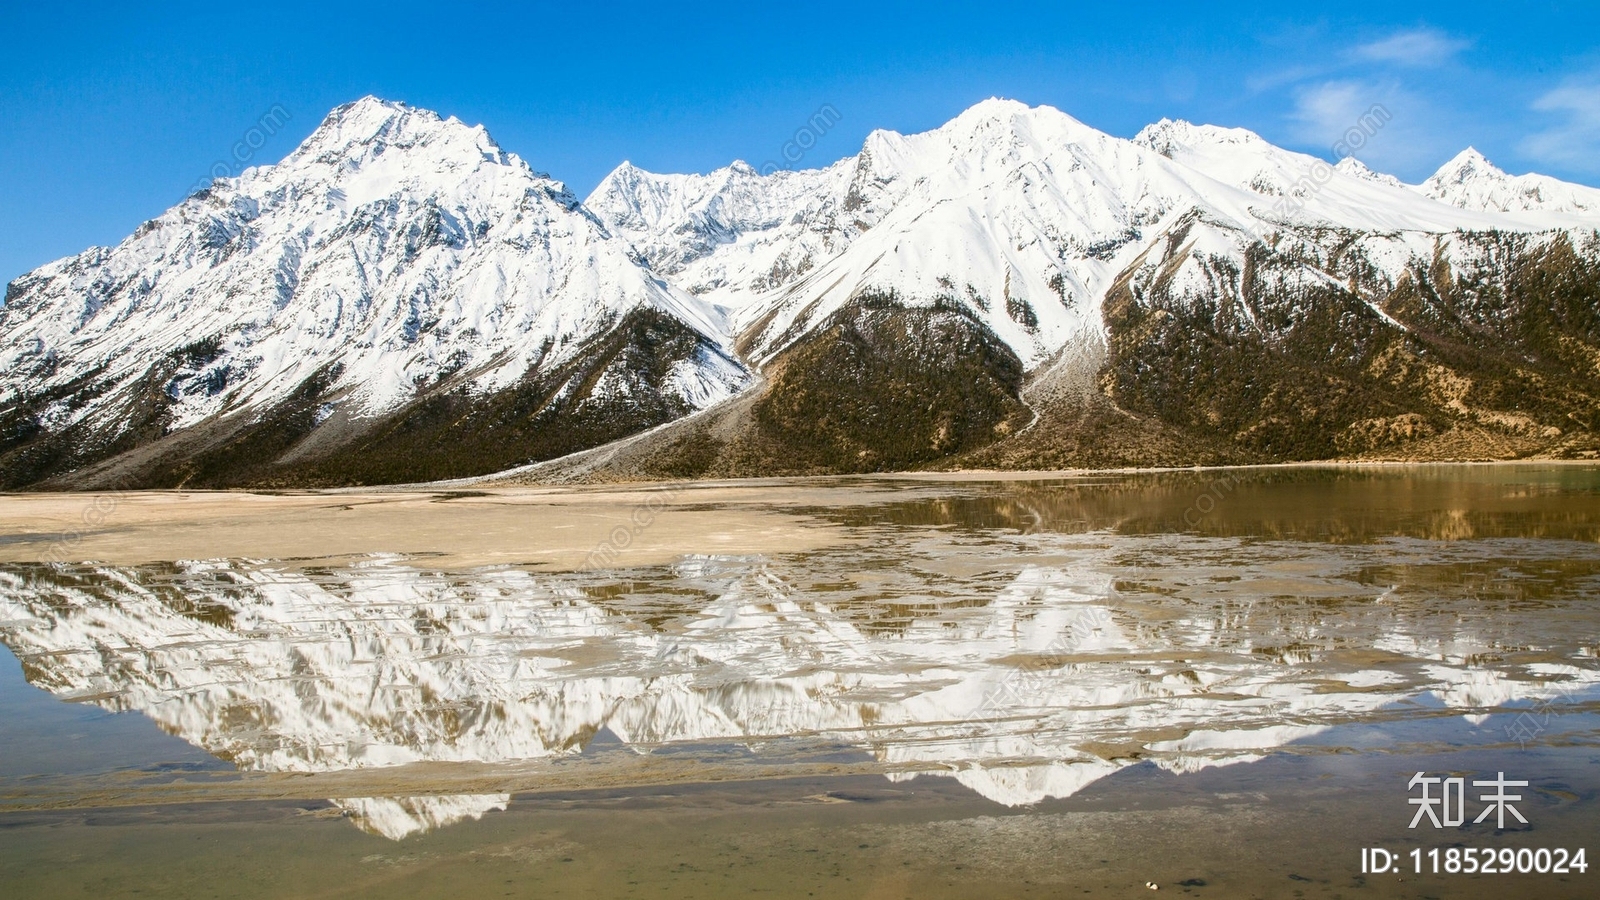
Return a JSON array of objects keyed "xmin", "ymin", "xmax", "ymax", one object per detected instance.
[{"xmin": 2, "ymin": 470, "xmax": 1599, "ymax": 839}]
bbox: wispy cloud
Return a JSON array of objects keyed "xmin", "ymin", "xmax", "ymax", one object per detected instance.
[
  {"xmin": 1245, "ymin": 63, "xmax": 1330, "ymax": 95},
  {"xmin": 1289, "ymin": 81, "xmax": 1373, "ymax": 144},
  {"xmin": 1288, "ymin": 79, "xmax": 1449, "ymax": 173},
  {"xmin": 1240, "ymin": 25, "xmax": 1476, "ymax": 178},
  {"xmin": 1520, "ymin": 73, "xmax": 1600, "ymax": 175},
  {"xmin": 1352, "ymin": 28, "xmax": 1470, "ymax": 68}
]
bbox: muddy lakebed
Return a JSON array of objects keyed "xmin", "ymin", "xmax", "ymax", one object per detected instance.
[{"xmin": 0, "ymin": 465, "xmax": 1597, "ymax": 898}]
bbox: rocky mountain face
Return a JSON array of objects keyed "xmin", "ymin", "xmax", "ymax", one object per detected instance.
[{"xmin": 4, "ymin": 98, "xmax": 1599, "ymax": 489}]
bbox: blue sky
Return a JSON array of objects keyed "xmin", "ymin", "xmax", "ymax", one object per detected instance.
[{"xmin": 3, "ymin": 2, "xmax": 1598, "ymax": 285}]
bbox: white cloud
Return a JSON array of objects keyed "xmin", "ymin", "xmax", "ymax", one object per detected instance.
[
  {"xmin": 1288, "ymin": 79, "xmax": 1450, "ymax": 174},
  {"xmin": 1519, "ymin": 74, "xmax": 1600, "ymax": 175},
  {"xmin": 1353, "ymin": 28, "xmax": 1470, "ymax": 68},
  {"xmin": 1289, "ymin": 81, "xmax": 1371, "ymax": 144},
  {"xmin": 1289, "ymin": 80, "xmax": 1405, "ymax": 153}
]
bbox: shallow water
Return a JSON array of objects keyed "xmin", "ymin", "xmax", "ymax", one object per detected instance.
[{"xmin": 1, "ymin": 465, "xmax": 1597, "ymax": 897}]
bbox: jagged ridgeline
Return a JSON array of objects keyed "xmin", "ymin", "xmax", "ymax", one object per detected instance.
[{"xmin": 4, "ymin": 96, "xmax": 1600, "ymax": 490}]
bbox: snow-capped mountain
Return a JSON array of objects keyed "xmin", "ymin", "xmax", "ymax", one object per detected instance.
[
  {"xmin": 5, "ymin": 96, "xmax": 1600, "ymax": 489},
  {"xmin": 594, "ymin": 103, "xmax": 1595, "ymax": 375},
  {"xmin": 0, "ymin": 97, "xmax": 748, "ymax": 488},
  {"xmin": 1130, "ymin": 117, "xmax": 1522, "ymax": 231},
  {"xmin": 1417, "ymin": 147, "xmax": 1600, "ymax": 216},
  {"xmin": 594, "ymin": 100, "xmax": 1219, "ymax": 371},
  {"xmin": 585, "ymin": 157, "xmax": 887, "ymax": 304},
  {"xmin": 569, "ymin": 100, "xmax": 1600, "ymax": 479}
]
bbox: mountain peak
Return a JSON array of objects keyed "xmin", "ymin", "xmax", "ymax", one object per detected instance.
[
  {"xmin": 601, "ymin": 159, "xmax": 644, "ymax": 183},
  {"xmin": 1428, "ymin": 147, "xmax": 1505, "ymax": 187},
  {"xmin": 943, "ymin": 97, "xmax": 1088, "ymax": 135},
  {"xmin": 1132, "ymin": 118, "xmax": 1191, "ymax": 157},
  {"xmin": 962, "ymin": 96, "xmax": 1033, "ymax": 116},
  {"xmin": 311, "ymin": 95, "xmax": 443, "ymax": 145},
  {"xmin": 1334, "ymin": 156, "xmax": 1404, "ymax": 188},
  {"xmin": 1416, "ymin": 146, "xmax": 1600, "ymax": 216},
  {"xmin": 1133, "ymin": 118, "xmax": 1270, "ymax": 159},
  {"xmin": 327, "ymin": 94, "xmax": 415, "ymax": 123},
  {"xmin": 283, "ymin": 96, "xmax": 513, "ymax": 176}
]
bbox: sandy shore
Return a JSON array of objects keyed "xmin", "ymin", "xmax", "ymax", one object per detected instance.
[
  {"xmin": 1, "ymin": 460, "xmax": 1594, "ymax": 567},
  {"xmin": 0, "ymin": 483, "xmax": 885, "ymax": 569}
]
